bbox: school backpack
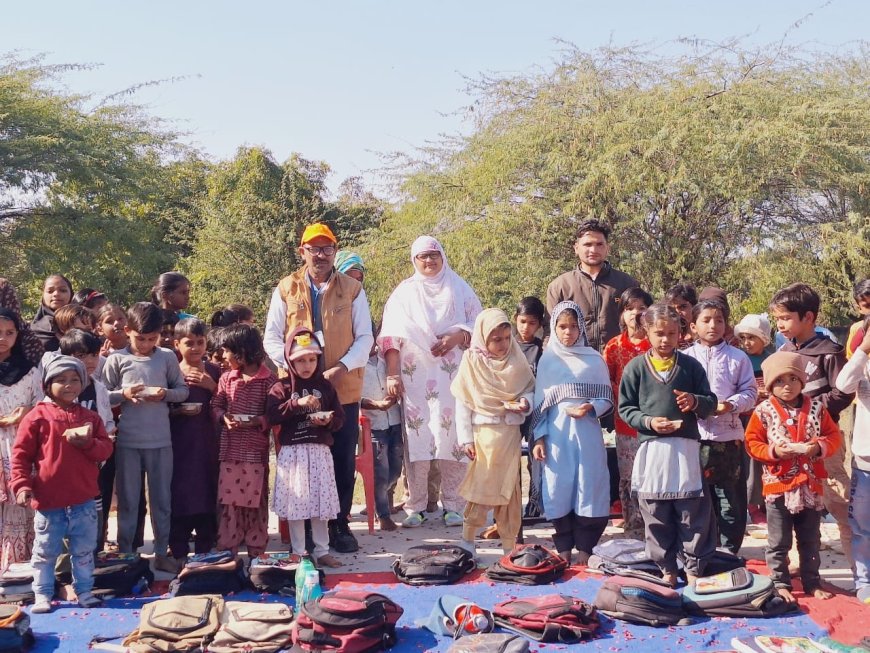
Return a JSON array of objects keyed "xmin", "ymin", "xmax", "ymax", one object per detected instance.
[
  {"xmin": 682, "ymin": 568, "xmax": 794, "ymax": 618},
  {"xmin": 593, "ymin": 575, "xmax": 691, "ymax": 627},
  {"xmin": 491, "ymin": 595, "xmax": 599, "ymax": 643},
  {"xmin": 0, "ymin": 605, "xmax": 34, "ymax": 653},
  {"xmin": 110, "ymin": 595, "xmax": 224, "ymax": 653},
  {"xmin": 208, "ymin": 601, "xmax": 294, "ymax": 653},
  {"xmin": 292, "ymin": 590, "xmax": 404, "ymax": 653},
  {"xmin": 446, "ymin": 633, "xmax": 530, "ymax": 653},
  {"xmin": 681, "ymin": 548, "xmax": 746, "ymax": 576},
  {"xmin": 0, "ymin": 564, "xmax": 34, "ymax": 606},
  {"xmin": 484, "ymin": 544, "xmax": 567, "ymax": 585},
  {"xmin": 248, "ymin": 554, "xmax": 325, "ymax": 595},
  {"xmin": 392, "ymin": 544, "xmax": 475, "ymax": 585},
  {"xmin": 93, "ymin": 553, "xmax": 154, "ymax": 598},
  {"xmin": 170, "ymin": 555, "xmax": 247, "ymax": 597},
  {"xmin": 587, "ymin": 538, "xmax": 665, "ymax": 582}
]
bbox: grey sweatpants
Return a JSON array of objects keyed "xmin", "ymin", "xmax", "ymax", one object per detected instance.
[
  {"xmin": 637, "ymin": 495, "xmax": 716, "ymax": 576},
  {"xmin": 116, "ymin": 446, "xmax": 173, "ymax": 556}
]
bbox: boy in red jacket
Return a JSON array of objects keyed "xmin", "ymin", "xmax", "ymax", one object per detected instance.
[
  {"xmin": 745, "ymin": 351, "xmax": 841, "ymax": 604},
  {"xmin": 12, "ymin": 356, "xmax": 113, "ymax": 613}
]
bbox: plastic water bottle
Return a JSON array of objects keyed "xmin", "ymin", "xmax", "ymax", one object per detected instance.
[
  {"xmin": 295, "ymin": 555, "xmax": 319, "ymax": 603},
  {"xmin": 452, "ymin": 603, "xmax": 490, "ymax": 634},
  {"xmin": 303, "ymin": 570, "xmax": 323, "ymax": 602}
]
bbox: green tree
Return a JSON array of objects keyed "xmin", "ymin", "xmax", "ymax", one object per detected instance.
[{"xmin": 363, "ymin": 41, "xmax": 870, "ymax": 318}]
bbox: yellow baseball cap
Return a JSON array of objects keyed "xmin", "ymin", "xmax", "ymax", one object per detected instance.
[{"xmin": 300, "ymin": 223, "xmax": 337, "ymax": 245}]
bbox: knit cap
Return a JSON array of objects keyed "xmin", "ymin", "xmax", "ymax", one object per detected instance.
[
  {"xmin": 42, "ymin": 355, "xmax": 87, "ymax": 390},
  {"xmin": 286, "ymin": 330, "xmax": 322, "ymax": 362},
  {"xmin": 734, "ymin": 313, "xmax": 772, "ymax": 345},
  {"xmin": 761, "ymin": 351, "xmax": 807, "ymax": 393}
]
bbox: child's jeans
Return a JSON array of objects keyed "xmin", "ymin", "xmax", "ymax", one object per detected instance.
[
  {"xmin": 31, "ymin": 500, "xmax": 97, "ymax": 599},
  {"xmin": 765, "ymin": 497, "xmax": 823, "ymax": 591},
  {"xmin": 849, "ymin": 467, "xmax": 870, "ymax": 595},
  {"xmin": 372, "ymin": 424, "xmax": 404, "ymax": 519}
]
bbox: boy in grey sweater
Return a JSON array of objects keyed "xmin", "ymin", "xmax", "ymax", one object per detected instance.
[{"xmin": 103, "ymin": 302, "xmax": 188, "ymax": 573}]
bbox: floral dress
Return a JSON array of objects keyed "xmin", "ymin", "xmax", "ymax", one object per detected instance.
[{"xmin": 0, "ymin": 368, "xmax": 39, "ymax": 567}]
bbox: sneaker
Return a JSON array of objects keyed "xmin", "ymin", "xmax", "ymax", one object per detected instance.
[
  {"xmin": 443, "ymin": 511, "xmax": 463, "ymax": 527},
  {"xmin": 78, "ymin": 591, "xmax": 102, "ymax": 609},
  {"xmin": 31, "ymin": 595, "xmax": 52, "ymax": 614},
  {"xmin": 402, "ymin": 512, "xmax": 426, "ymax": 528},
  {"xmin": 154, "ymin": 554, "xmax": 182, "ymax": 575}
]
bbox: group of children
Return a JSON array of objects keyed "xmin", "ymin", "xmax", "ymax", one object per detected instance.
[{"xmin": 1, "ymin": 267, "xmax": 870, "ymax": 616}]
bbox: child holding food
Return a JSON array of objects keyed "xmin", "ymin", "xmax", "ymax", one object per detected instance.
[
  {"xmin": 211, "ymin": 324, "xmax": 277, "ymax": 560},
  {"xmin": 168, "ymin": 318, "xmax": 220, "ymax": 567},
  {"xmin": 266, "ymin": 327, "xmax": 344, "ymax": 567},
  {"xmin": 12, "ymin": 356, "xmax": 113, "ymax": 612},
  {"xmin": 102, "ymin": 302, "xmax": 188, "ymax": 573}
]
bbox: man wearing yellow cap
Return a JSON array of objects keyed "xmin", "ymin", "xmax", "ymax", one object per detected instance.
[{"xmin": 264, "ymin": 223, "xmax": 374, "ymax": 553}]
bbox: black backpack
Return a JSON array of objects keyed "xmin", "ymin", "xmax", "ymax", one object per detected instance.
[
  {"xmin": 593, "ymin": 575, "xmax": 691, "ymax": 627},
  {"xmin": 170, "ymin": 557, "xmax": 248, "ymax": 596},
  {"xmin": 392, "ymin": 544, "xmax": 475, "ymax": 586},
  {"xmin": 93, "ymin": 554, "xmax": 154, "ymax": 598},
  {"xmin": 0, "ymin": 605, "xmax": 34, "ymax": 653},
  {"xmin": 484, "ymin": 545, "xmax": 567, "ymax": 585}
]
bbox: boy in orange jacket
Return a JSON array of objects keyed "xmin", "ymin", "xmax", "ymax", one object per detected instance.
[
  {"xmin": 12, "ymin": 356, "xmax": 113, "ymax": 613},
  {"xmin": 745, "ymin": 351, "xmax": 841, "ymax": 604}
]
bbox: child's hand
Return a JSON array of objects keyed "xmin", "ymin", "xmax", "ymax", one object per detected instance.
[
  {"xmin": 504, "ymin": 398, "xmax": 530, "ymax": 414},
  {"xmin": 651, "ymin": 417, "xmax": 677, "ymax": 434},
  {"xmin": 715, "ymin": 401, "xmax": 733, "ymax": 416},
  {"xmin": 224, "ymin": 414, "xmax": 240, "ymax": 430},
  {"xmin": 144, "ymin": 388, "xmax": 166, "ymax": 402},
  {"xmin": 531, "ymin": 441, "xmax": 546, "ymax": 461},
  {"xmin": 807, "ymin": 442, "xmax": 822, "ymax": 458},
  {"xmin": 860, "ymin": 326, "xmax": 870, "ymax": 354},
  {"xmin": 377, "ymin": 396, "xmax": 397, "ymax": 410},
  {"xmin": 185, "ymin": 369, "xmax": 217, "ymax": 392},
  {"xmin": 774, "ymin": 443, "xmax": 797, "ymax": 459},
  {"xmin": 565, "ymin": 403, "xmax": 593, "ymax": 418},
  {"xmin": 463, "ymin": 443, "xmax": 476, "ymax": 460},
  {"xmin": 673, "ymin": 390, "xmax": 697, "ymax": 413},
  {"xmin": 123, "ymin": 385, "xmax": 146, "ymax": 403},
  {"xmin": 0, "ymin": 406, "xmax": 26, "ymax": 427},
  {"xmin": 297, "ymin": 395, "xmax": 321, "ymax": 411},
  {"xmin": 68, "ymin": 432, "xmax": 94, "ymax": 449},
  {"xmin": 309, "ymin": 412, "xmax": 332, "ymax": 427},
  {"xmin": 386, "ymin": 375, "xmax": 403, "ymax": 398},
  {"xmin": 15, "ymin": 490, "xmax": 31, "ymax": 508}
]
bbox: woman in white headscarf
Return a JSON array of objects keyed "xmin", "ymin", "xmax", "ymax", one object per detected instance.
[
  {"xmin": 531, "ymin": 301, "xmax": 613, "ymax": 564},
  {"xmin": 379, "ymin": 236, "xmax": 482, "ymax": 528}
]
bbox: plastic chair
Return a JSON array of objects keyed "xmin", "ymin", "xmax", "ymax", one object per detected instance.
[{"xmin": 355, "ymin": 415, "xmax": 376, "ymax": 535}]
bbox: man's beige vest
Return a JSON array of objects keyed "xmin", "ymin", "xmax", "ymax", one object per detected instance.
[{"xmin": 277, "ymin": 268, "xmax": 364, "ymax": 404}]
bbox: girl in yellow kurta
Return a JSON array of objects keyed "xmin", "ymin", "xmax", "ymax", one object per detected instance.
[{"xmin": 451, "ymin": 309, "xmax": 535, "ymax": 555}]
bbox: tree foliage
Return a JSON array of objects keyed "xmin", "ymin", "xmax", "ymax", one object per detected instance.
[{"xmin": 363, "ymin": 40, "xmax": 870, "ymax": 320}]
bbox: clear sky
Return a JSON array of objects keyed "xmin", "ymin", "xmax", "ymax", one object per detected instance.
[{"xmin": 5, "ymin": 1, "xmax": 868, "ymax": 193}]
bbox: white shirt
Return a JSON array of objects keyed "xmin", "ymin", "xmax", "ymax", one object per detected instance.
[{"xmin": 263, "ymin": 272, "xmax": 374, "ymax": 372}]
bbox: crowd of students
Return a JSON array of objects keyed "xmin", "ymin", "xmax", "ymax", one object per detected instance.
[{"xmin": 1, "ymin": 235, "xmax": 869, "ymax": 616}]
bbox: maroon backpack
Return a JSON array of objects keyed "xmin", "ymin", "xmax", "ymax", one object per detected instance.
[
  {"xmin": 291, "ymin": 590, "xmax": 404, "ymax": 653},
  {"xmin": 492, "ymin": 594, "xmax": 599, "ymax": 643},
  {"xmin": 484, "ymin": 544, "xmax": 567, "ymax": 585}
]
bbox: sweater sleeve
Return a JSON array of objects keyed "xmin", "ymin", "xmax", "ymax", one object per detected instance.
[
  {"xmin": 744, "ymin": 411, "xmax": 777, "ymax": 463},
  {"xmin": 211, "ymin": 375, "xmax": 229, "ymax": 424},
  {"xmin": 727, "ymin": 352, "xmax": 758, "ymax": 414},
  {"xmin": 836, "ymin": 348, "xmax": 868, "ymax": 394},
  {"xmin": 821, "ymin": 349, "xmax": 854, "ymax": 420},
  {"xmin": 163, "ymin": 353, "xmax": 189, "ymax": 404},
  {"xmin": 102, "ymin": 355, "xmax": 124, "ymax": 406},
  {"xmin": 81, "ymin": 415, "xmax": 114, "ymax": 464},
  {"xmin": 690, "ymin": 363, "xmax": 718, "ymax": 419},
  {"xmin": 815, "ymin": 406, "xmax": 844, "ymax": 459},
  {"xmin": 10, "ymin": 413, "xmax": 40, "ymax": 496},
  {"xmin": 265, "ymin": 381, "xmax": 300, "ymax": 426},
  {"xmin": 324, "ymin": 384, "xmax": 345, "ymax": 432},
  {"xmin": 618, "ymin": 361, "xmax": 648, "ymax": 432}
]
